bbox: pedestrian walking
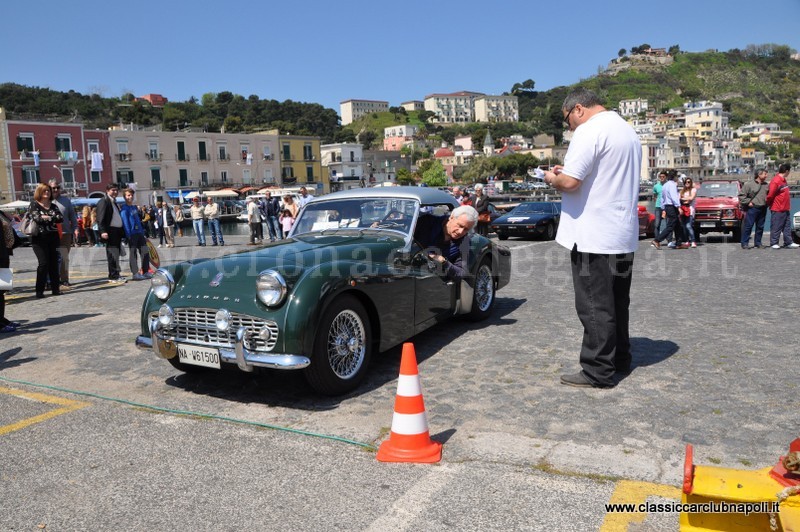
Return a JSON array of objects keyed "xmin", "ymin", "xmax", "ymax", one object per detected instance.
[
  {"xmin": 766, "ymin": 163, "xmax": 797, "ymax": 249},
  {"xmin": 190, "ymin": 197, "xmax": 206, "ymax": 246},
  {"xmin": 96, "ymin": 184, "xmax": 126, "ymax": 284},
  {"xmin": 246, "ymin": 197, "xmax": 262, "ymax": 245},
  {"xmin": 157, "ymin": 201, "xmax": 176, "ymax": 248},
  {"xmin": 173, "ymin": 204, "xmax": 185, "ymax": 238},
  {"xmin": 120, "ymin": 188, "xmax": 151, "ymax": 281},
  {"xmin": 653, "ymin": 172, "xmax": 666, "ymax": 236},
  {"xmin": 28, "ymin": 183, "xmax": 64, "ymax": 297},
  {"xmin": 204, "ymin": 197, "xmax": 224, "ymax": 246},
  {"xmin": 263, "ymin": 192, "xmax": 281, "ymax": 241},
  {"xmin": 49, "ymin": 178, "xmax": 78, "ymax": 290},
  {"xmin": 542, "ymin": 88, "xmax": 641, "ymax": 388},
  {"xmin": 739, "ymin": 169, "xmax": 769, "ymax": 249},
  {"xmin": 652, "ymin": 170, "xmax": 687, "ymax": 249}
]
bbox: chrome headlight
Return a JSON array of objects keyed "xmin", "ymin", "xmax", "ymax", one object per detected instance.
[
  {"xmin": 256, "ymin": 270, "xmax": 287, "ymax": 307},
  {"xmin": 158, "ymin": 304, "xmax": 174, "ymax": 327},
  {"xmin": 215, "ymin": 309, "xmax": 232, "ymax": 331},
  {"xmin": 151, "ymin": 269, "xmax": 175, "ymax": 301}
]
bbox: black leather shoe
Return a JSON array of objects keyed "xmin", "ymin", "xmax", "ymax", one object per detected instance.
[{"xmin": 560, "ymin": 371, "xmax": 614, "ymax": 388}]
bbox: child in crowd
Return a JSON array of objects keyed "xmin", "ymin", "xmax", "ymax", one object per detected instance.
[{"xmin": 279, "ymin": 209, "xmax": 294, "ymax": 238}]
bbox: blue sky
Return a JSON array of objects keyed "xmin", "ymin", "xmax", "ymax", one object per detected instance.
[{"xmin": 3, "ymin": 0, "xmax": 799, "ymax": 114}]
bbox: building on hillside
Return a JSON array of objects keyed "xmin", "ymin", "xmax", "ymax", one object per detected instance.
[
  {"xmin": 531, "ymin": 134, "xmax": 555, "ymax": 147},
  {"xmin": 363, "ymin": 150, "xmax": 411, "ymax": 185},
  {"xmin": 734, "ymin": 121, "xmax": 793, "ymax": 143},
  {"xmin": 136, "ymin": 94, "xmax": 168, "ymax": 107},
  {"xmin": 401, "ymin": 100, "xmax": 424, "ymax": 112},
  {"xmin": 278, "ymin": 134, "xmax": 325, "ymax": 193},
  {"xmin": 321, "ymin": 143, "xmax": 367, "ymax": 191},
  {"xmin": 0, "ymin": 111, "xmax": 114, "ymax": 201},
  {"xmin": 741, "ymin": 147, "xmax": 767, "ymax": 171},
  {"xmin": 483, "ymin": 130, "xmax": 494, "ymax": 156},
  {"xmin": 383, "ymin": 124, "xmax": 419, "ymax": 151},
  {"xmin": 107, "ymin": 127, "xmax": 282, "ymax": 202},
  {"xmin": 340, "ymin": 99, "xmax": 389, "ymax": 126},
  {"xmin": 619, "ymin": 98, "xmax": 649, "ymax": 117},
  {"xmin": 424, "ymin": 91, "xmax": 485, "ymax": 124},
  {"xmin": 434, "ymin": 146, "xmax": 456, "ymax": 180},
  {"xmin": 474, "ymin": 95, "xmax": 519, "ymax": 123},
  {"xmin": 453, "ymin": 135, "xmax": 473, "ymax": 151},
  {"xmin": 683, "ymin": 101, "xmax": 731, "ymax": 140}
]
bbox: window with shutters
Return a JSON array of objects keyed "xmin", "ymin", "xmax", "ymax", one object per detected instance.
[
  {"xmin": 116, "ymin": 169, "xmax": 133, "ymax": 184},
  {"xmin": 177, "ymin": 141, "xmax": 188, "ymax": 162},
  {"xmin": 23, "ymin": 167, "xmax": 40, "ymax": 185},
  {"xmin": 91, "ymin": 171, "xmax": 101, "ymax": 183},
  {"xmin": 55, "ymin": 135, "xmax": 72, "ymax": 152},
  {"xmin": 151, "ymin": 168, "xmax": 161, "ymax": 188},
  {"xmin": 306, "ymin": 165, "xmax": 314, "ymax": 182},
  {"xmin": 201, "ymin": 171, "xmax": 209, "ymax": 186},
  {"xmin": 17, "ymin": 134, "xmax": 34, "ymax": 154},
  {"xmin": 179, "ymin": 169, "xmax": 189, "ymax": 187}
]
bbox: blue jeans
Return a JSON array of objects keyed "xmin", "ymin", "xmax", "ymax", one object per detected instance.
[
  {"xmin": 207, "ymin": 218, "xmax": 224, "ymax": 245},
  {"xmin": 265, "ymin": 216, "xmax": 281, "ymax": 241},
  {"xmin": 741, "ymin": 206, "xmax": 766, "ymax": 247},
  {"xmin": 193, "ymin": 219, "xmax": 205, "ymax": 245},
  {"xmin": 681, "ymin": 214, "xmax": 695, "ymax": 243}
]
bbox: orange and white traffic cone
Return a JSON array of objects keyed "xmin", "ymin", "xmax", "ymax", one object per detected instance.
[{"xmin": 377, "ymin": 342, "xmax": 442, "ymax": 463}]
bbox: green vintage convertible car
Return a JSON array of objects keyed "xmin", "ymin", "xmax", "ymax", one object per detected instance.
[{"xmin": 136, "ymin": 187, "xmax": 511, "ymax": 395}]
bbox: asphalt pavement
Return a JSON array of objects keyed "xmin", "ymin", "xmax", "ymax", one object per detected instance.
[{"xmin": 0, "ymin": 230, "xmax": 797, "ymax": 531}]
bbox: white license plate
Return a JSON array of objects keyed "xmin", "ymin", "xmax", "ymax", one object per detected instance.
[
  {"xmin": 700, "ymin": 222, "xmax": 716, "ymax": 228},
  {"xmin": 177, "ymin": 344, "xmax": 221, "ymax": 369}
]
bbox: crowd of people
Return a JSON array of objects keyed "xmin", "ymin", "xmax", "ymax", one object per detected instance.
[
  {"xmin": 652, "ymin": 164, "xmax": 798, "ymax": 250},
  {"xmin": 450, "ymin": 184, "xmax": 492, "ymax": 236}
]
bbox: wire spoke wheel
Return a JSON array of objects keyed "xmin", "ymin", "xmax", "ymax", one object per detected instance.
[
  {"xmin": 326, "ymin": 310, "xmax": 366, "ymax": 379},
  {"xmin": 474, "ymin": 264, "xmax": 495, "ymax": 312}
]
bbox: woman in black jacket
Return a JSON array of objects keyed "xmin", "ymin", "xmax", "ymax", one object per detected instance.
[
  {"xmin": 0, "ymin": 213, "xmax": 20, "ymax": 332},
  {"xmin": 29, "ymin": 183, "xmax": 64, "ymax": 298},
  {"xmin": 473, "ymin": 183, "xmax": 491, "ymax": 237}
]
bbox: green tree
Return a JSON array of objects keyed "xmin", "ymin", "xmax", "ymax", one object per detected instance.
[
  {"xmin": 421, "ymin": 160, "xmax": 447, "ymax": 187},
  {"xmin": 396, "ymin": 167, "xmax": 414, "ymax": 185},
  {"xmin": 461, "ymin": 157, "xmax": 496, "ymax": 184},
  {"xmin": 618, "ymin": 48, "xmax": 627, "ymax": 58},
  {"xmin": 417, "ymin": 110, "xmax": 435, "ymax": 123},
  {"xmin": 359, "ymin": 130, "xmax": 377, "ymax": 150}
]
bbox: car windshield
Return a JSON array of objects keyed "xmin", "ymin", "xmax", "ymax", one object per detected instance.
[
  {"xmin": 697, "ymin": 182, "xmax": 738, "ymax": 198},
  {"xmin": 291, "ymin": 198, "xmax": 418, "ymax": 236},
  {"xmin": 512, "ymin": 202, "xmax": 551, "ymax": 214}
]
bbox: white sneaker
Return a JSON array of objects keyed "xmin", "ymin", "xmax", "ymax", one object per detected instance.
[
  {"xmin": 157, "ymin": 244, "xmax": 163, "ymax": 248},
  {"xmin": 690, "ymin": 242, "xmax": 697, "ymax": 248},
  {"xmin": 772, "ymin": 244, "xmax": 781, "ymax": 249},
  {"xmin": 788, "ymin": 243, "xmax": 800, "ymax": 248}
]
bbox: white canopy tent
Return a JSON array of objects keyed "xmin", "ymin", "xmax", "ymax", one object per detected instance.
[{"xmin": 0, "ymin": 200, "xmax": 30, "ymax": 211}]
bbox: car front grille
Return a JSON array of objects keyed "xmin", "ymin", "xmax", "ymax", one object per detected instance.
[
  {"xmin": 695, "ymin": 210, "xmax": 721, "ymax": 220},
  {"xmin": 150, "ymin": 308, "xmax": 279, "ymax": 352}
]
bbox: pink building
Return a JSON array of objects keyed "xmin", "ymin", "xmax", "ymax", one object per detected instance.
[{"xmin": 6, "ymin": 120, "xmax": 113, "ymax": 200}]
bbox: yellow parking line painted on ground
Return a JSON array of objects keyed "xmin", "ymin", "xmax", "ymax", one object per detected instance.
[
  {"xmin": 0, "ymin": 386, "xmax": 89, "ymax": 436},
  {"xmin": 600, "ymin": 480, "xmax": 682, "ymax": 531}
]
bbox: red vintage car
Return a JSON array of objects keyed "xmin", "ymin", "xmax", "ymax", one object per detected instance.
[{"xmin": 638, "ymin": 205, "xmax": 656, "ymax": 238}]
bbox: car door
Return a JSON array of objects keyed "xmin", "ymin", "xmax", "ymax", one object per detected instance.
[{"xmin": 409, "ymin": 205, "xmax": 457, "ymax": 328}]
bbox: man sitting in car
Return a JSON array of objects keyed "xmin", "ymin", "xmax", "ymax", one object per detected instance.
[{"xmin": 413, "ymin": 205, "xmax": 478, "ymax": 281}]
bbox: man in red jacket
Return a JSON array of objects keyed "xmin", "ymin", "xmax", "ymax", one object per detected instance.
[{"xmin": 766, "ymin": 163, "xmax": 798, "ymax": 249}]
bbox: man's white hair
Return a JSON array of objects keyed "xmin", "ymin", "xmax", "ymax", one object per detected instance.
[{"xmin": 450, "ymin": 205, "xmax": 478, "ymax": 225}]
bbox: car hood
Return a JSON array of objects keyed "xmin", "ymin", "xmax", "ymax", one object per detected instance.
[
  {"xmin": 494, "ymin": 212, "xmax": 551, "ymax": 224},
  {"xmin": 695, "ymin": 196, "xmax": 738, "ymax": 208},
  {"xmin": 175, "ymin": 231, "xmax": 406, "ymax": 291}
]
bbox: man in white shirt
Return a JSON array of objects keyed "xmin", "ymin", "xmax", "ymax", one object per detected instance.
[
  {"xmin": 297, "ymin": 187, "xmax": 313, "ymax": 209},
  {"xmin": 542, "ymin": 88, "xmax": 641, "ymax": 389}
]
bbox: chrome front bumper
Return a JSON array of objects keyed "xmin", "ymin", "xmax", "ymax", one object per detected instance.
[{"xmin": 136, "ymin": 320, "xmax": 310, "ymax": 372}]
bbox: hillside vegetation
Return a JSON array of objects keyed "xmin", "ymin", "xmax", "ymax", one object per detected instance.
[{"xmin": 1, "ymin": 44, "xmax": 798, "ymax": 146}]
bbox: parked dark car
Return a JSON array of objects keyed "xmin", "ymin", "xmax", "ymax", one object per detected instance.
[
  {"xmin": 490, "ymin": 202, "xmax": 561, "ymax": 241},
  {"xmin": 137, "ymin": 187, "xmax": 512, "ymax": 395}
]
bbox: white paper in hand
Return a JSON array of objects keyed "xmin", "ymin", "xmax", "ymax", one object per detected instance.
[{"xmin": 532, "ymin": 168, "xmax": 545, "ymax": 180}]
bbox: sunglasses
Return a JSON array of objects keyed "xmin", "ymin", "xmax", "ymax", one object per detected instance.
[{"xmin": 562, "ymin": 107, "xmax": 575, "ymax": 128}]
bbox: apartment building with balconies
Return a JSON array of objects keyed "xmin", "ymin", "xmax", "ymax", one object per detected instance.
[
  {"xmin": 383, "ymin": 124, "xmax": 419, "ymax": 151},
  {"xmin": 618, "ymin": 98, "xmax": 649, "ymax": 117},
  {"xmin": 107, "ymin": 127, "xmax": 281, "ymax": 200},
  {"xmin": 423, "ymin": 91, "xmax": 484, "ymax": 124},
  {"xmin": 400, "ymin": 100, "xmax": 424, "ymax": 112},
  {"xmin": 278, "ymin": 135, "xmax": 325, "ymax": 193},
  {"xmin": 340, "ymin": 99, "xmax": 389, "ymax": 126},
  {"xmin": 321, "ymin": 143, "xmax": 367, "ymax": 191},
  {"xmin": 683, "ymin": 101, "xmax": 731, "ymax": 140},
  {"xmin": 474, "ymin": 95, "xmax": 519, "ymax": 123}
]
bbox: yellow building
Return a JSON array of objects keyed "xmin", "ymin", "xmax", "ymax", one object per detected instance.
[
  {"xmin": 0, "ymin": 108, "xmax": 12, "ymax": 203},
  {"xmin": 277, "ymin": 134, "xmax": 326, "ymax": 194}
]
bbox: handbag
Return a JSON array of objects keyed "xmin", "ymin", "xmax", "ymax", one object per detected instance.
[
  {"xmin": 1, "ymin": 217, "xmax": 14, "ymax": 248},
  {"xmin": 679, "ymin": 205, "xmax": 692, "ymax": 217},
  {"xmin": 0, "ymin": 268, "xmax": 12, "ymax": 290},
  {"xmin": 19, "ymin": 211, "xmax": 39, "ymax": 236},
  {"xmin": 478, "ymin": 211, "xmax": 491, "ymax": 223}
]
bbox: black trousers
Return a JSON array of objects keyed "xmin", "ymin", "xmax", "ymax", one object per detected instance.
[
  {"xmin": 103, "ymin": 227, "xmax": 123, "ymax": 279},
  {"xmin": 654, "ymin": 205, "xmax": 685, "ymax": 244},
  {"xmin": 31, "ymin": 231, "xmax": 60, "ymax": 295},
  {"xmin": 570, "ymin": 245, "xmax": 634, "ymax": 387}
]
